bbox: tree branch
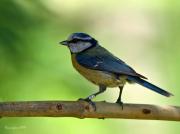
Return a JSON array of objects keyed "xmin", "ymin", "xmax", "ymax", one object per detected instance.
[{"xmin": 0, "ymin": 101, "xmax": 179, "ymax": 121}]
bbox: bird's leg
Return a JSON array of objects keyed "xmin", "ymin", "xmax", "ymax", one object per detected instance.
[
  {"xmin": 116, "ymin": 86, "xmax": 124, "ymax": 110},
  {"xmin": 79, "ymin": 85, "xmax": 106, "ymax": 110},
  {"xmin": 86, "ymin": 85, "xmax": 106, "ymax": 100}
]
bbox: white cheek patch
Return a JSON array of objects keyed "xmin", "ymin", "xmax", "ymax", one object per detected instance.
[
  {"xmin": 69, "ymin": 44, "xmax": 79, "ymax": 53},
  {"xmin": 68, "ymin": 42, "xmax": 92, "ymax": 53}
]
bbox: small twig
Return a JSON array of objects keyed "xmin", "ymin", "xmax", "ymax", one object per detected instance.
[{"xmin": 0, "ymin": 101, "xmax": 179, "ymax": 121}]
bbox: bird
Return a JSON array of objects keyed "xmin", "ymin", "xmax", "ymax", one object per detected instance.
[{"xmin": 59, "ymin": 32, "xmax": 173, "ymax": 109}]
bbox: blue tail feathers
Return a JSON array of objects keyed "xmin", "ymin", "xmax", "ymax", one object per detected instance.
[{"xmin": 127, "ymin": 76, "xmax": 173, "ymax": 97}]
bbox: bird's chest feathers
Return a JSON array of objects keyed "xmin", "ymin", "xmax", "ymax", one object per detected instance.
[{"xmin": 71, "ymin": 54, "xmax": 126, "ymax": 87}]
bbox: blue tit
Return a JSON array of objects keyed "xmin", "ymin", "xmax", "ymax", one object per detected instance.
[{"xmin": 59, "ymin": 32, "xmax": 173, "ymax": 108}]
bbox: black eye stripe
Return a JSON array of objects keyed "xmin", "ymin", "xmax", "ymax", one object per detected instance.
[
  {"xmin": 69, "ymin": 38, "xmax": 97, "ymax": 45},
  {"xmin": 69, "ymin": 39, "xmax": 81, "ymax": 43},
  {"xmin": 69, "ymin": 39, "xmax": 89, "ymax": 43}
]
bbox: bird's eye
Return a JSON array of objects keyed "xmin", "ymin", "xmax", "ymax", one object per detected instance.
[{"xmin": 69, "ymin": 39, "xmax": 80, "ymax": 43}]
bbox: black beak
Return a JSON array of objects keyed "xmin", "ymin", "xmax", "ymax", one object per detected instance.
[{"xmin": 59, "ymin": 40, "xmax": 69, "ymax": 46}]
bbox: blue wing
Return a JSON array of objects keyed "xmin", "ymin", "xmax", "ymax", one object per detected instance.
[
  {"xmin": 76, "ymin": 45, "xmax": 147, "ymax": 79},
  {"xmin": 76, "ymin": 45, "xmax": 173, "ymax": 97}
]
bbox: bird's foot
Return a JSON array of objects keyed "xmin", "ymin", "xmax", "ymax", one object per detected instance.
[
  {"xmin": 78, "ymin": 97, "xmax": 96, "ymax": 111},
  {"xmin": 116, "ymin": 100, "xmax": 124, "ymax": 110}
]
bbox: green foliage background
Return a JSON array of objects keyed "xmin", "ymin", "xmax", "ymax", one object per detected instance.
[{"xmin": 0, "ymin": 0, "xmax": 180, "ymax": 134}]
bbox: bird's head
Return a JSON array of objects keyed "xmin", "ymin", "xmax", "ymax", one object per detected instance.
[{"xmin": 59, "ymin": 32, "xmax": 98, "ymax": 53}]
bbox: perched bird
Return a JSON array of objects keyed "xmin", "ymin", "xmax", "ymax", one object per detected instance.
[{"xmin": 59, "ymin": 32, "xmax": 173, "ymax": 108}]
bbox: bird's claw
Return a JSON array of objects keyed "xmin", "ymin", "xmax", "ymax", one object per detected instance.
[
  {"xmin": 116, "ymin": 101, "xmax": 124, "ymax": 110},
  {"xmin": 78, "ymin": 98, "xmax": 96, "ymax": 111}
]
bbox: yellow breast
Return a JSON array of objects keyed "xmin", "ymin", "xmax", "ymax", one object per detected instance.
[{"xmin": 71, "ymin": 54, "xmax": 126, "ymax": 87}]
